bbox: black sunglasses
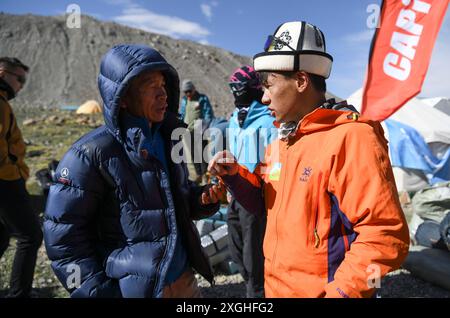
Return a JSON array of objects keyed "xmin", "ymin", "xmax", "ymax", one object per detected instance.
[
  {"xmin": 3, "ymin": 69, "xmax": 26, "ymax": 85},
  {"xmin": 264, "ymin": 35, "xmax": 297, "ymax": 52},
  {"xmin": 228, "ymin": 82, "xmax": 247, "ymax": 93}
]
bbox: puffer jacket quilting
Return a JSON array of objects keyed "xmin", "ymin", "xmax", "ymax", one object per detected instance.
[{"xmin": 44, "ymin": 44, "xmax": 218, "ymax": 298}]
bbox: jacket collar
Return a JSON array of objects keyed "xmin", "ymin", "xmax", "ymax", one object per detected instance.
[
  {"xmin": 277, "ymin": 99, "xmax": 362, "ymax": 141},
  {"xmin": 119, "ymin": 110, "xmax": 186, "ymax": 154},
  {"xmin": 298, "ymin": 100, "xmax": 364, "ymax": 135}
]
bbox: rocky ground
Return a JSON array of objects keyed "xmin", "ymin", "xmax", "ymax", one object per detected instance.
[
  {"xmin": 197, "ymin": 268, "xmax": 450, "ymax": 298},
  {"xmin": 0, "ymin": 109, "xmax": 449, "ymax": 298},
  {"xmin": 2, "ymin": 241, "xmax": 450, "ymax": 298}
]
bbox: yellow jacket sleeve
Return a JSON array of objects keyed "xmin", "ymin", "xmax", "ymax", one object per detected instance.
[{"xmin": 0, "ymin": 96, "xmax": 29, "ymax": 180}]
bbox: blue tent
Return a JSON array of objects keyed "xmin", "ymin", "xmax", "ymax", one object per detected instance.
[{"xmin": 386, "ymin": 119, "xmax": 450, "ymax": 185}]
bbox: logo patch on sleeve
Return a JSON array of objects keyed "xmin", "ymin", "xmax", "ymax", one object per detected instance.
[
  {"xmin": 61, "ymin": 168, "xmax": 69, "ymax": 178},
  {"xmin": 269, "ymin": 162, "xmax": 282, "ymax": 181}
]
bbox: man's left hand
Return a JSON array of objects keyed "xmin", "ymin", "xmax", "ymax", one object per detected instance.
[{"xmin": 200, "ymin": 182, "xmax": 226, "ymax": 205}]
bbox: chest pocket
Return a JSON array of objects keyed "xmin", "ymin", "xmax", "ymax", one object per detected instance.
[{"xmin": 140, "ymin": 170, "xmax": 167, "ymax": 209}]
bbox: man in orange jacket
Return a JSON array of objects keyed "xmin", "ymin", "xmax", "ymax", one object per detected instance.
[{"xmin": 208, "ymin": 21, "xmax": 410, "ymax": 298}]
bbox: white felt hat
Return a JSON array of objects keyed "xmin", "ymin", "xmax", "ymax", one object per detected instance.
[{"xmin": 253, "ymin": 21, "xmax": 333, "ymax": 78}]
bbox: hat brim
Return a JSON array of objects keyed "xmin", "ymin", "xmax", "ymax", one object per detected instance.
[{"xmin": 253, "ymin": 51, "xmax": 333, "ymax": 79}]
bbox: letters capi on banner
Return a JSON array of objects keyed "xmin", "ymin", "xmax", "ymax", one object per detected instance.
[{"xmin": 361, "ymin": 0, "xmax": 449, "ymax": 121}]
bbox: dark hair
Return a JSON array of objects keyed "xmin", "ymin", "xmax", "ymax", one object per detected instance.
[
  {"xmin": 308, "ymin": 73, "xmax": 326, "ymax": 93},
  {"xmin": 0, "ymin": 57, "xmax": 29, "ymax": 72},
  {"xmin": 259, "ymin": 71, "xmax": 326, "ymax": 93}
]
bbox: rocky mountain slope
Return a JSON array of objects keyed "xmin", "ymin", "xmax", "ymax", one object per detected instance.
[{"xmin": 0, "ymin": 13, "xmax": 251, "ymax": 117}]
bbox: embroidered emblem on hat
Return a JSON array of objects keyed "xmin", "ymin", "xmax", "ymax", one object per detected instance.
[
  {"xmin": 275, "ymin": 31, "xmax": 292, "ymax": 50},
  {"xmin": 253, "ymin": 21, "xmax": 333, "ymax": 78}
]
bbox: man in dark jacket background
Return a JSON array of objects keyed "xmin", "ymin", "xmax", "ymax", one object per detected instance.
[{"xmin": 44, "ymin": 44, "xmax": 224, "ymax": 298}]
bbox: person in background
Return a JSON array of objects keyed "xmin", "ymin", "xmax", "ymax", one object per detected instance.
[
  {"xmin": 208, "ymin": 21, "xmax": 410, "ymax": 298},
  {"xmin": 226, "ymin": 65, "xmax": 276, "ymax": 298},
  {"xmin": 179, "ymin": 80, "xmax": 214, "ymax": 184},
  {"xmin": 0, "ymin": 57, "xmax": 43, "ymax": 298}
]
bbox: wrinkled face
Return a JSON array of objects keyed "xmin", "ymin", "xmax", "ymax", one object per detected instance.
[
  {"xmin": 261, "ymin": 72, "xmax": 300, "ymax": 123},
  {"xmin": 123, "ymin": 71, "xmax": 168, "ymax": 123},
  {"xmin": 0, "ymin": 66, "xmax": 27, "ymax": 94}
]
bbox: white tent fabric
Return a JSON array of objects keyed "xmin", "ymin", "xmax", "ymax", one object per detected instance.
[
  {"xmin": 421, "ymin": 97, "xmax": 450, "ymax": 117},
  {"xmin": 347, "ymin": 89, "xmax": 450, "ymax": 192},
  {"xmin": 347, "ymin": 88, "xmax": 450, "ymax": 145},
  {"xmin": 429, "ymin": 142, "xmax": 450, "ymax": 160},
  {"xmin": 392, "ymin": 167, "xmax": 429, "ymax": 193}
]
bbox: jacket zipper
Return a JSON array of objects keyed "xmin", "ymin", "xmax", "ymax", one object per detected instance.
[
  {"xmin": 152, "ymin": 163, "xmax": 165, "ymax": 297},
  {"xmin": 152, "ymin": 161, "xmax": 172, "ymax": 297},
  {"xmin": 313, "ymin": 172, "xmax": 322, "ymax": 248},
  {"xmin": 153, "ymin": 236, "xmax": 169, "ymax": 297}
]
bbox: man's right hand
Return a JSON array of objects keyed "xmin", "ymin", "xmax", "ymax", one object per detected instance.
[{"xmin": 208, "ymin": 150, "xmax": 239, "ymax": 177}]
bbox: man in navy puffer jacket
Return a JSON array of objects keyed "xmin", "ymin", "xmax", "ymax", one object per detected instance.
[{"xmin": 43, "ymin": 44, "xmax": 224, "ymax": 298}]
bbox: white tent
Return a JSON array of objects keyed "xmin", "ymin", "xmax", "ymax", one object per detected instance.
[
  {"xmin": 347, "ymin": 88, "xmax": 450, "ymax": 145},
  {"xmin": 392, "ymin": 167, "xmax": 428, "ymax": 193},
  {"xmin": 421, "ymin": 97, "xmax": 450, "ymax": 117},
  {"xmin": 347, "ymin": 89, "xmax": 450, "ymax": 192},
  {"xmin": 418, "ymin": 98, "xmax": 450, "ymax": 159}
]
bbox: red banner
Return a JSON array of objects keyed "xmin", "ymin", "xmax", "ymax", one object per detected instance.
[{"xmin": 361, "ymin": 0, "xmax": 449, "ymax": 121}]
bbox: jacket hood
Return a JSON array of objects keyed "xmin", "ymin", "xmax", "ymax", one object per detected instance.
[{"xmin": 98, "ymin": 44, "xmax": 180, "ymax": 137}]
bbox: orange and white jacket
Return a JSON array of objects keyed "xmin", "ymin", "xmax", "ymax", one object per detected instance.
[{"xmin": 222, "ymin": 103, "xmax": 410, "ymax": 298}]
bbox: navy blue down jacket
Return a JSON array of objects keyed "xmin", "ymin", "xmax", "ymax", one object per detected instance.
[{"xmin": 43, "ymin": 44, "xmax": 219, "ymax": 298}]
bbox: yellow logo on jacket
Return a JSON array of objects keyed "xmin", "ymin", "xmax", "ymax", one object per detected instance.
[{"xmin": 269, "ymin": 162, "xmax": 282, "ymax": 181}]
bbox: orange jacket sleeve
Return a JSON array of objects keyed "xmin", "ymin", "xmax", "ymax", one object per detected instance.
[{"xmin": 325, "ymin": 122, "xmax": 410, "ymax": 298}]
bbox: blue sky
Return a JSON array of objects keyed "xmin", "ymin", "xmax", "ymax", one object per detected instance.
[{"xmin": 1, "ymin": 0, "xmax": 449, "ymax": 98}]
